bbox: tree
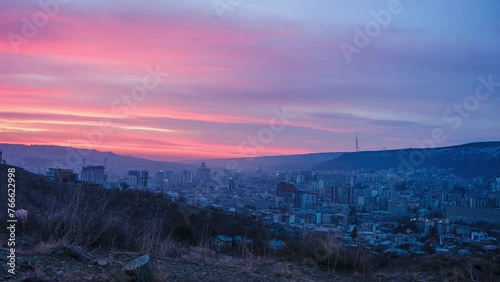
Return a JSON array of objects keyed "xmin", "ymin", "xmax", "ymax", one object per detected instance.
[
  {"xmin": 119, "ymin": 182, "xmax": 130, "ymax": 190},
  {"xmin": 429, "ymin": 223, "xmax": 438, "ymax": 237},
  {"xmin": 395, "ymin": 224, "xmax": 406, "ymax": 234},
  {"xmin": 349, "ymin": 206, "xmax": 357, "ymax": 217},
  {"xmin": 429, "ymin": 210, "xmax": 443, "ymax": 218},
  {"xmin": 422, "ymin": 242, "xmax": 436, "ymax": 254},
  {"xmin": 351, "ymin": 227, "xmax": 358, "ymax": 240},
  {"xmin": 361, "ymin": 206, "xmax": 367, "ymax": 213},
  {"xmin": 407, "ymin": 219, "xmax": 420, "ymax": 233}
]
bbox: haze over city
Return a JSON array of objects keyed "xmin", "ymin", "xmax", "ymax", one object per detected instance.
[{"xmin": 1, "ymin": 0, "xmax": 499, "ymax": 161}]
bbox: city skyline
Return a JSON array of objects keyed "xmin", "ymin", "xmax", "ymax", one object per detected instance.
[{"xmin": 1, "ymin": 0, "xmax": 500, "ymax": 161}]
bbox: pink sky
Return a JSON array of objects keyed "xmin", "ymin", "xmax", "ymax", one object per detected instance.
[{"xmin": 1, "ymin": 1, "xmax": 499, "ymax": 161}]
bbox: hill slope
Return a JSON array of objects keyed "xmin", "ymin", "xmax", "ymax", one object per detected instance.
[
  {"xmin": 314, "ymin": 142, "xmax": 500, "ymax": 177},
  {"xmin": 0, "ymin": 144, "xmax": 193, "ymax": 177},
  {"xmin": 190, "ymin": 152, "xmax": 345, "ymax": 171},
  {"xmin": 0, "ymin": 143, "xmax": 345, "ymax": 173},
  {"xmin": 3, "ymin": 142, "xmax": 500, "ymax": 177}
]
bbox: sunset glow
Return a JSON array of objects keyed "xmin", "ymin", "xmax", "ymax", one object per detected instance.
[{"xmin": 1, "ymin": 0, "xmax": 499, "ymax": 160}]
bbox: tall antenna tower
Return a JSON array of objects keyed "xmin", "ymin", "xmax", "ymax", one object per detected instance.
[{"xmin": 356, "ymin": 132, "xmax": 359, "ymax": 152}]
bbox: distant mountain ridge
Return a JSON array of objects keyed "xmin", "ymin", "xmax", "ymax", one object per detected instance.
[
  {"xmin": 314, "ymin": 141, "xmax": 500, "ymax": 178},
  {"xmin": 0, "ymin": 143, "xmax": 345, "ymax": 174},
  {"xmin": 189, "ymin": 152, "xmax": 345, "ymax": 171},
  {"xmin": 1, "ymin": 141, "xmax": 499, "ymax": 178},
  {"xmin": 0, "ymin": 144, "xmax": 193, "ymax": 177}
]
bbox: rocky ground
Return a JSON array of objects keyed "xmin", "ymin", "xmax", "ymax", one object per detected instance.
[
  {"xmin": 0, "ymin": 235, "xmax": 479, "ymax": 282},
  {"xmin": 0, "ymin": 238, "xmax": 343, "ymax": 281}
]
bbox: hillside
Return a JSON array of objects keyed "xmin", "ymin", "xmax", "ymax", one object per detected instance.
[
  {"xmin": 0, "ymin": 165, "xmax": 306, "ymax": 280},
  {"xmin": 0, "ymin": 164, "xmax": 270, "ymax": 246},
  {"xmin": 0, "ymin": 144, "xmax": 193, "ymax": 177},
  {"xmin": 3, "ymin": 141, "xmax": 500, "ymax": 178},
  {"xmin": 314, "ymin": 142, "xmax": 500, "ymax": 177},
  {"xmin": 0, "ymin": 143, "xmax": 346, "ymax": 173},
  {"xmin": 190, "ymin": 152, "xmax": 345, "ymax": 171}
]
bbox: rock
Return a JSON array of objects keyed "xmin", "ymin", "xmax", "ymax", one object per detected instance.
[
  {"xmin": 122, "ymin": 254, "xmax": 154, "ymax": 282},
  {"xmin": 96, "ymin": 258, "xmax": 108, "ymax": 266}
]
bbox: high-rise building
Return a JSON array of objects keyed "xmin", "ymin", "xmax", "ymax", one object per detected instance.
[
  {"xmin": 294, "ymin": 190, "xmax": 318, "ymax": 209},
  {"xmin": 339, "ymin": 177, "xmax": 354, "ymax": 205},
  {"xmin": 0, "ymin": 149, "xmax": 5, "ymax": 164},
  {"xmin": 81, "ymin": 165, "xmax": 106, "ymax": 184},
  {"xmin": 173, "ymin": 170, "xmax": 193, "ymax": 184},
  {"xmin": 228, "ymin": 178, "xmax": 235, "ymax": 192},
  {"xmin": 256, "ymin": 164, "xmax": 263, "ymax": 174},
  {"xmin": 157, "ymin": 170, "xmax": 165, "ymax": 189},
  {"xmin": 141, "ymin": 170, "xmax": 149, "ymax": 188},
  {"xmin": 327, "ymin": 185, "xmax": 335, "ymax": 201},
  {"xmin": 128, "ymin": 170, "xmax": 141, "ymax": 186},
  {"xmin": 165, "ymin": 171, "xmax": 174, "ymax": 180},
  {"xmin": 275, "ymin": 182, "xmax": 296, "ymax": 208},
  {"xmin": 388, "ymin": 198, "xmax": 407, "ymax": 213},
  {"xmin": 346, "ymin": 184, "xmax": 352, "ymax": 205},
  {"xmin": 47, "ymin": 168, "xmax": 78, "ymax": 183},
  {"xmin": 296, "ymin": 190, "xmax": 306, "ymax": 208},
  {"xmin": 196, "ymin": 162, "xmax": 210, "ymax": 181}
]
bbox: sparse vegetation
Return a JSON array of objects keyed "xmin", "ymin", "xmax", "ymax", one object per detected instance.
[
  {"xmin": 280, "ymin": 234, "xmax": 373, "ymax": 278},
  {"xmin": 2, "ymin": 165, "xmax": 500, "ymax": 281},
  {"xmin": 272, "ymin": 263, "xmax": 292, "ymax": 278}
]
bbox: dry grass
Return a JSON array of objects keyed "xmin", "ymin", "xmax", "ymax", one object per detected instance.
[
  {"xmin": 31, "ymin": 188, "xmax": 120, "ymax": 247},
  {"xmin": 237, "ymin": 244, "xmax": 265, "ymax": 274},
  {"xmin": 281, "ymin": 235, "xmax": 374, "ymax": 277},
  {"xmin": 238, "ymin": 261, "xmax": 254, "ymax": 275},
  {"xmin": 436, "ymin": 255, "xmax": 499, "ymax": 282},
  {"xmin": 371, "ymin": 253, "xmax": 500, "ymax": 282},
  {"xmin": 154, "ymin": 269, "xmax": 170, "ymax": 282},
  {"xmin": 33, "ymin": 239, "xmax": 67, "ymax": 255},
  {"xmin": 272, "ymin": 262, "xmax": 292, "ymax": 278},
  {"xmin": 23, "ymin": 184, "xmax": 195, "ymax": 259},
  {"xmin": 347, "ymin": 244, "xmax": 373, "ymax": 275}
]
